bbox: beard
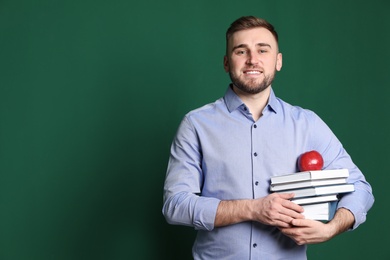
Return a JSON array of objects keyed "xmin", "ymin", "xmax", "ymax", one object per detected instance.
[{"xmin": 229, "ymin": 70, "xmax": 276, "ymax": 94}]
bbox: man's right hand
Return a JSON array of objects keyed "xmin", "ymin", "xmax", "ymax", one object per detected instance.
[
  {"xmin": 251, "ymin": 193, "xmax": 304, "ymax": 228},
  {"xmin": 214, "ymin": 193, "xmax": 304, "ymax": 228}
]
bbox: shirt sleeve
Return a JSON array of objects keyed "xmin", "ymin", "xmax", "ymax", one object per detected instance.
[
  {"xmin": 162, "ymin": 115, "xmax": 220, "ymax": 231},
  {"xmin": 308, "ymin": 111, "xmax": 374, "ymax": 229}
]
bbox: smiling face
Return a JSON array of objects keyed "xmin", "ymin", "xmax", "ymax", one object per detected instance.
[{"xmin": 224, "ymin": 27, "xmax": 282, "ymax": 94}]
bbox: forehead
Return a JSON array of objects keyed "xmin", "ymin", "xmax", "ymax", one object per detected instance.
[{"xmin": 228, "ymin": 27, "xmax": 278, "ymax": 50}]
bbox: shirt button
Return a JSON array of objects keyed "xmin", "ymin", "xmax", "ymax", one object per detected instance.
[
  {"xmin": 254, "ymin": 152, "xmax": 258, "ymax": 157},
  {"xmin": 254, "ymin": 124, "xmax": 257, "ymax": 128},
  {"xmin": 253, "ymin": 243, "xmax": 257, "ymax": 248},
  {"xmin": 255, "ymin": 181, "xmax": 259, "ymax": 186}
]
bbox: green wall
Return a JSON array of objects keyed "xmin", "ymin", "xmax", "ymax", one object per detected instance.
[{"xmin": 0, "ymin": 0, "xmax": 388, "ymax": 259}]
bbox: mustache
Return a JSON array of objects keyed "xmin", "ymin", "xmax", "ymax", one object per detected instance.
[{"xmin": 243, "ymin": 67, "xmax": 264, "ymax": 73}]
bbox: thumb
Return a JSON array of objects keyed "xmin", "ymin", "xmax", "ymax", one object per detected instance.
[{"xmin": 276, "ymin": 192, "xmax": 296, "ymax": 200}]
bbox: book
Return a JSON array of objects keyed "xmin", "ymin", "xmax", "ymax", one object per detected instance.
[
  {"xmin": 270, "ymin": 178, "xmax": 347, "ymax": 191},
  {"xmin": 302, "ymin": 201, "xmax": 338, "ymax": 221},
  {"xmin": 271, "ymin": 169, "xmax": 349, "ymax": 185},
  {"xmin": 291, "ymin": 194, "xmax": 338, "ymax": 205},
  {"xmin": 279, "ymin": 184, "xmax": 355, "ymax": 198}
]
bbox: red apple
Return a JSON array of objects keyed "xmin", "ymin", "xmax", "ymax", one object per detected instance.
[{"xmin": 298, "ymin": 150, "xmax": 324, "ymax": 171}]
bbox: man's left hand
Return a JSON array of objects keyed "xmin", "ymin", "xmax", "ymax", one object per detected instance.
[
  {"xmin": 279, "ymin": 218, "xmax": 334, "ymax": 245},
  {"xmin": 279, "ymin": 208, "xmax": 354, "ymax": 245}
]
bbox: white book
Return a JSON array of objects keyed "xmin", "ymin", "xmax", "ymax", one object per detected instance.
[
  {"xmin": 302, "ymin": 201, "xmax": 337, "ymax": 221},
  {"xmin": 270, "ymin": 178, "xmax": 347, "ymax": 191},
  {"xmin": 279, "ymin": 184, "xmax": 355, "ymax": 198},
  {"xmin": 291, "ymin": 194, "xmax": 338, "ymax": 205},
  {"xmin": 271, "ymin": 169, "xmax": 349, "ymax": 185}
]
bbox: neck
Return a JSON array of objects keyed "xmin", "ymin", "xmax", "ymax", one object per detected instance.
[{"xmin": 232, "ymin": 85, "xmax": 271, "ymax": 121}]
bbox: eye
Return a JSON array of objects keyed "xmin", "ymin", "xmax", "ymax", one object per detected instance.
[
  {"xmin": 259, "ymin": 49, "xmax": 268, "ymax": 54},
  {"xmin": 235, "ymin": 49, "xmax": 247, "ymax": 55}
]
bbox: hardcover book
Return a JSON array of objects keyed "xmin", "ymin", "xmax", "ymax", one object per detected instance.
[
  {"xmin": 271, "ymin": 178, "xmax": 347, "ymax": 192},
  {"xmin": 291, "ymin": 194, "xmax": 339, "ymax": 205},
  {"xmin": 302, "ymin": 201, "xmax": 338, "ymax": 221},
  {"xmin": 271, "ymin": 169, "xmax": 349, "ymax": 185},
  {"xmin": 279, "ymin": 184, "xmax": 355, "ymax": 198}
]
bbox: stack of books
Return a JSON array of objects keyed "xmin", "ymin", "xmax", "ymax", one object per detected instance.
[{"xmin": 270, "ymin": 169, "xmax": 354, "ymax": 221}]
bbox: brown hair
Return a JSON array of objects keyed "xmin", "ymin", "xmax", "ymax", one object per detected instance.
[{"xmin": 226, "ymin": 16, "xmax": 279, "ymax": 53}]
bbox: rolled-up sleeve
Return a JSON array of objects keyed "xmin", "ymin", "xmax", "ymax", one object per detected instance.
[
  {"xmin": 338, "ymin": 183, "xmax": 374, "ymax": 229},
  {"xmin": 162, "ymin": 116, "xmax": 220, "ymax": 231},
  {"xmin": 309, "ymin": 112, "xmax": 374, "ymax": 229}
]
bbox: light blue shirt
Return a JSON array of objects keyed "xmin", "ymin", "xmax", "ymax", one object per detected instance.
[{"xmin": 162, "ymin": 86, "xmax": 374, "ymax": 260}]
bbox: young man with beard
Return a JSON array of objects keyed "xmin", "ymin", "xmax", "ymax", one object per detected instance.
[{"xmin": 162, "ymin": 16, "xmax": 374, "ymax": 259}]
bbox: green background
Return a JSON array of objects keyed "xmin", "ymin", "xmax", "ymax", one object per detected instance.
[{"xmin": 0, "ymin": 0, "xmax": 388, "ymax": 259}]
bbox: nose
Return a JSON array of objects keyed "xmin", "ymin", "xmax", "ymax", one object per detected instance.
[{"xmin": 246, "ymin": 52, "xmax": 259, "ymax": 66}]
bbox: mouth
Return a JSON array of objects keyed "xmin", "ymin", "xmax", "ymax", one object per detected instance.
[{"xmin": 243, "ymin": 70, "xmax": 263, "ymax": 76}]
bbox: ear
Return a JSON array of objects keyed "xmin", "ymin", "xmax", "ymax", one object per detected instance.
[
  {"xmin": 223, "ymin": 56, "xmax": 229, "ymax": 72},
  {"xmin": 276, "ymin": 52, "xmax": 283, "ymax": 71}
]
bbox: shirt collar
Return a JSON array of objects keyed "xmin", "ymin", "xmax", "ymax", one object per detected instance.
[
  {"xmin": 224, "ymin": 85, "xmax": 280, "ymax": 114},
  {"xmin": 267, "ymin": 88, "xmax": 279, "ymax": 114}
]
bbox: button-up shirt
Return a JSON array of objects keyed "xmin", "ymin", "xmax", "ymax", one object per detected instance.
[{"xmin": 162, "ymin": 86, "xmax": 374, "ymax": 260}]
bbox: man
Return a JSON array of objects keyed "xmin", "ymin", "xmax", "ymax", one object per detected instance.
[{"xmin": 162, "ymin": 16, "xmax": 374, "ymax": 259}]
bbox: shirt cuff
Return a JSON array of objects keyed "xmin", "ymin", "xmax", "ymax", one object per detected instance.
[
  {"xmin": 337, "ymin": 189, "xmax": 373, "ymax": 230},
  {"xmin": 193, "ymin": 197, "xmax": 221, "ymax": 231}
]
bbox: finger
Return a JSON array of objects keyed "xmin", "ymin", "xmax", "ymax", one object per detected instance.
[
  {"xmin": 291, "ymin": 218, "xmax": 312, "ymax": 227},
  {"xmin": 275, "ymin": 193, "xmax": 304, "ymax": 213},
  {"xmin": 275, "ymin": 221, "xmax": 294, "ymax": 228},
  {"xmin": 278, "ymin": 205, "xmax": 305, "ymax": 219},
  {"xmin": 276, "ymin": 192, "xmax": 295, "ymax": 200},
  {"xmin": 281, "ymin": 200, "xmax": 304, "ymax": 213},
  {"xmin": 279, "ymin": 226, "xmax": 295, "ymax": 235},
  {"xmin": 278, "ymin": 227, "xmax": 308, "ymax": 245},
  {"xmin": 272, "ymin": 211, "xmax": 301, "ymax": 227}
]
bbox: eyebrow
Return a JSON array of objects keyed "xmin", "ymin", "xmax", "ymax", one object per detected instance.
[{"xmin": 231, "ymin": 43, "xmax": 272, "ymax": 52}]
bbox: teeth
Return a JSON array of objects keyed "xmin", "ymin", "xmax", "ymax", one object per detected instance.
[{"xmin": 246, "ymin": 71, "xmax": 260, "ymax": 74}]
